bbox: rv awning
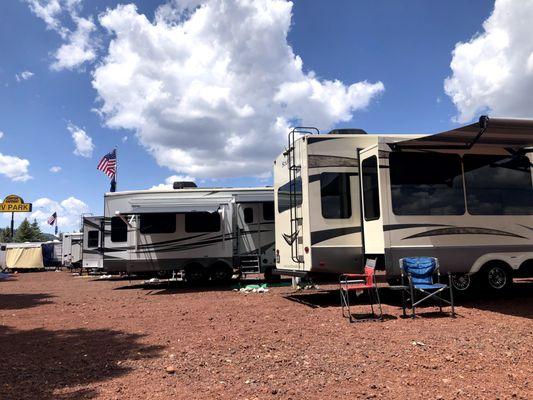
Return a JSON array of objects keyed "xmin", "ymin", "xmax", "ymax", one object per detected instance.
[
  {"xmin": 234, "ymin": 192, "xmax": 273, "ymax": 203},
  {"xmin": 128, "ymin": 197, "xmax": 233, "ymax": 213},
  {"xmin": 393, "ymin": 118, "xmax": 533, "ymax": 150}
]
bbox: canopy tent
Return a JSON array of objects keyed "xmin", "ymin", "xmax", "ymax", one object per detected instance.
[
  {"xmin": 6, "ymin": 245, "xmax": 44, "ymax": 269},
  {"xmin": 393, "ymin": 117, "xmax": 533, "ymax": 151}
]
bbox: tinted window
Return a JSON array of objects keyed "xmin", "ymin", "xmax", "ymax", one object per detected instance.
[
  {"xmin": 390, "ymin": 152, "xmax": 465, "ymax": 215},
  {"xmin": 464, "ymin": 154, "xmax": 533, "ymax": 215},
  {"xmin": 277, "ymin": 177, "xmax": 302, "ymax": 213},
  {"xmin": 320, "ymin": 173, "xmax": 352, "ymax": 219},
  {"xmin": 263, "ymin": 201, "xmax": 274, "ymax": 221},
  {"xmin": 87, "ymin": 231, "xmax": 99, "ymax": 248},
  {"xmin": 139, "ymin": 213, "xmax": 176, "ymax": 234},
  {"xmin": 111, "ymin": 217, "xmax": 127, "ymax": 242},
  {"xmin": 185, "ymin": 212, "xmax": 221, "ymax": 232},
  {"xmin": 244, "ymin": 207, "xmax": 254, "ymax": 224},
  {"xmin": 361, "ymin": 157, "xmax": 380, "ymax": 220}
]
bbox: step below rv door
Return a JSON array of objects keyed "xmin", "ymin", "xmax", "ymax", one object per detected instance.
[{"xmin": 359, "ymin": 145, "xmax": 385, "ymax": 256}]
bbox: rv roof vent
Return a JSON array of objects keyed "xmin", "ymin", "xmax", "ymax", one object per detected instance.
[
  {"xmin": 173, "ymin": 181, "xmax": 197, "ymax": 189},
  {"xmin": 328, "ymin": 128, "xmax": 367, "ymax": 135}
]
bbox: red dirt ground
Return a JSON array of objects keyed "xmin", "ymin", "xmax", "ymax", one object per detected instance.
[{"xmin": 0, "ymin": 271, "xmax": 531, "ymax": 399}]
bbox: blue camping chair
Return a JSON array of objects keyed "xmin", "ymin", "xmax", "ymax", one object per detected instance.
[{"xmin": 399, "ymin": 257, "xmax": 455, "ymax": 318}]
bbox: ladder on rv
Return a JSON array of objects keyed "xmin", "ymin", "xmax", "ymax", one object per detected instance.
[{"xmin": 285, "ymin": 127, "xmax": 319, "ymax": 265}]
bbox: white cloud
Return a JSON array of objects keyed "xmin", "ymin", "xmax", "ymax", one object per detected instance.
[
  {"xmin": 121, "ymin": 135, "xmax": 128, "ymax": 143},
  {"xmin": 0, "ymin": 153, "xmax": 32, "ymax": 182},
  {"xmin": 29, "ymin": 196, "xmax": 89, "ymax": 232},
  {"xmin": 92, "ymin": 1, "xmax": 384, "ymax": 179},
  {"xmin": 0, "ymin": 130, "xmax": 4, "ymax": 139},
  {"xmin": 15, "ymin": 71, "xmax": 35, "ymax": 82},
  {"xmin": 25, "ymin": 0, "xmax": 97, "ymax": 71},
  {"xmin": 50, "ymin": 166, "xmax": 62, "ymax": 173},
  {"xmin": 445, "ymin": 0, "xmax": 533, "ymax": 122},
  {"xmin": 67, "ymin": 122, "xmax": 94, "ymax": 157},
  {"xmin": 150, "ymin": 174, "xmax": 196, "ymax": 190}
]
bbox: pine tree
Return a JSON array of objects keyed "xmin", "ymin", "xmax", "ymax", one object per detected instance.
[
  {"xmin": 14, "ymin": 219, "xmax": 40, "ymax": 242},
  {"xmin": 30, "ymin": 219, "xmax": 44, "ymax": 242},
  {"xmin": 0, "ymin": 227, "xmax": 12, "ymax": 243}
]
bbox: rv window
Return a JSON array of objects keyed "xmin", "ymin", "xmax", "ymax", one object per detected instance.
[
  {"xmin": 244, "ymin": 207, "xmax": 254, "ymax": 224},
  {"xmin": 277, "ymin": 177, "xmax": 302, "ymax": 213},
  {"xmin": 464, "ymin": 154, "xmax": 533, "ymax": 215},
  {"xmin": 361, "ymin": 157, "xmax": 380, "ymax": 220},
  {"xmin": 87, "ymin": 231, "xmax": 99, "ymax": 248},
  {"xmin": 390, "ymin": 152, "xmax": 465, "ymax": 215},
  {"xmin": 185, "ymin": 212, "xmax": 221, "ymax": 232},
  {"xmin": 263, "ymin": 201, "xmax": 274, "ymax": 221},
  {"xmin": 320, "ymin": 173, "xmax": 352, "ymax": 219},
  {"xmin": 111, "ymin": 217, "xmax": 127, "ymax": 242},
  {"xmin": 139, "ymin": 213, "xmax": 176, "ymax": 234}
]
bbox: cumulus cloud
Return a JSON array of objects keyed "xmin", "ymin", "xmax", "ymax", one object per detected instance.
[
  {"xmin": 25, "ymin": 0, "xmax": 97, "ymax": 70},
  {"xmin": 150, "ymin": 174, "xmax": 196, "ymax": 190},
  {"xmin": 50, "ymin": 166, "xmax": 62, "ymax": 173},
  {"xmin": 67, "ymin": 122, "xmax": 94, "ymax": 157},
  {"xmin": 445, "ymin": 0, "xmax": 533, "ymax": 122},
  {"xmin": 0, "ymin": 153, "xmax": 32, "ymax": 182},
  {"xmin": 15, "ymin": 71, "xmax": 35, "ymax": 82},
  {"xmin": 0, "ymin": 130, "xmax": 4, "ymax": 139},
  {"xmin": 92, "ymin": 1, "xmax": 384, "ymax": 178},
  {"xmin": 29, "ymin": 196, "xmax": 89, "ymax": 232}
]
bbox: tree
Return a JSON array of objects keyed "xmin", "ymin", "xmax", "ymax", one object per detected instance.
[
  {"xmin": 0, "ymin": 227, "xmax": 12, "ymax": 243},
  {"xmin": 14, "ymin": 218, "xmax": 42, "ymax": 242},
  {"xmin": 30, "ymin": 219, "xmax": 44, "ymax": 242}
]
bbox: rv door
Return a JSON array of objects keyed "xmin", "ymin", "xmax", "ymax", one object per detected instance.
[{"xmin": 359, "ymin": 145, "xmax": 385, "ymax": 255}]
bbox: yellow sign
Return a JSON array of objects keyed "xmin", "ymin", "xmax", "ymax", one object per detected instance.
[{"xmin": 0, "ymin": 195, "xmax": 32, "ymax": 213}]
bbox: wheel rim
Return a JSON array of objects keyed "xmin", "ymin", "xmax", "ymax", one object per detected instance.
[
  {"xmin": 452, "ymin": 274, "xmax": 471, "ymax": 291},
  {"xmin": 211, "ymin": 267, "xmax": 231, "ymax": 281},
  {"xmin": 488, "ymin": 267, "xmax": 507, "ymax": 289}
]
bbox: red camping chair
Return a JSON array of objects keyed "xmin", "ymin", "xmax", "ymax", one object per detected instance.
[{"xmin": 340, "ymin": 259, "xmax": 383, "ymax": 322}]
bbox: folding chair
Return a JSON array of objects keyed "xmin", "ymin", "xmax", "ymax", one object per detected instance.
[
  {"xmin": 399, "ymin": 257, "xmax": 455, "ymax": 318},
  {"xmin": 340, "ymin": 259, "xmax": 382, "ymax": 322}
]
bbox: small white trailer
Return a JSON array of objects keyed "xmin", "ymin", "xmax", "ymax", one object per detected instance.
[{"xmin": 62, "ymin": 232, "xmax": 83, "ymax": 268}]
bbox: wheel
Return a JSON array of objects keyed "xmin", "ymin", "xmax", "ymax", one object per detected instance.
[
  {"xmin": 451, "ymin": 273, "xmax": 472, "ymax": 292},
  {"xmin": 484, "ymin": 263, "xmax": 512, "ymax": 291},
  {"xmin": 184, "ymin": 264, "xmax": 208, "ymax": 284},
  {"xmin": 209, "ymin": 263, "xmax": 233, "ymax": 282},
  {"xmin": 264, "ymin": 267, "xmax": 280, "ymax": 283}
]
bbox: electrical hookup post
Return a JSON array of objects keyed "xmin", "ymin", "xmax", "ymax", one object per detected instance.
[{"xmin": 0, "ymin": 195, "xmax": 33, "ymax": 239}]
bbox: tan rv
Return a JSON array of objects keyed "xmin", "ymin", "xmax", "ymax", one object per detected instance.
[{"xmin": 273, "ymin": 117, "xmax": 533, "ymax": 292}]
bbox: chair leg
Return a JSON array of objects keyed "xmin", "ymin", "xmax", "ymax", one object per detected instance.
[
  {"xmin": 375, "ymin": 286, "xmax": 383, "ymax": 320},
  {"xmin": 410, "ymin": 284, "xmax": 416, "ymax": 318},
  {"xmin": 401, "ymin": 288, "xmax": 406, "ymax": 317},
  {"xmin": 369, "ymin": 289, "xmax": 375, "ymax": 316},
  {"xmin": 449, "ymin": 274, "xmax": 456, "ymax": 318}
]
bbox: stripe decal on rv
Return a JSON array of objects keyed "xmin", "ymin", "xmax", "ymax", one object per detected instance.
[
  {"xmin": 311, "ymin": 226, "xmax": 361, "ymax": 245},
  {"xmin": 402, "ymin": 227, "xmax": 527, "ymax": 240}
]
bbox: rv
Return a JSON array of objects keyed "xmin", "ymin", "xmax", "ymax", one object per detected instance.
[
  {"xmin": 273, "ymin": 117, "xmax": 533, "ymax": 292},
  {"xmin": 82, "ymin": 216, "xmax": 104, "ymax": 272},
  {"xmin": 102, "ymin": 184, "xmax": 275, "ymax": 282},
  {"xmin": 61, "ymin": 232, "xmax": 83, "ymax": 268}
]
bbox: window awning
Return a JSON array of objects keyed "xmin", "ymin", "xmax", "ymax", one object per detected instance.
[
  {"xmin": 128, "ymin": 197, "xmax": 233, "ymax": 214},
  {"xmin": 393, "ymin": 117, "xmax": 533, "ymax": 151}
]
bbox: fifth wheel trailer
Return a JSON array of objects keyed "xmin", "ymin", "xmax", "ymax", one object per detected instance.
[
  {"xmin": 61, "ymin": 232, "xmax": 83, "ymax": 268},
  {"xmin": 82, "ymin": 216, "xmax": 104, "ymax": 271},
  {"xmin": 102, "ymin": 185, "xmax": 275, "ymax": 282},
  {"xmin": 273, "ymin": 117, "xmax": 533, "ymax": 292}
]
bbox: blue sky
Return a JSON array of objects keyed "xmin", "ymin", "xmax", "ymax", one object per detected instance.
[{"xmin": 1, "ymin": 0, "xmax": 530, "ymax": 232}]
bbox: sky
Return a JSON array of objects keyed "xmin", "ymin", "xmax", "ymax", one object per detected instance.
[{"xmin": 1, "ymin": 0, "xmax": 532, "ymax": 233}]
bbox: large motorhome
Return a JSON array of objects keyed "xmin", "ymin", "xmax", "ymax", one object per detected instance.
[
  {"xmin": 62, "ymin": 232, "xmax": 83, "ymax": 268},
  {"xmin": 273, "ymin": 117, "xmax": 533, "ymax": 292},
  {"xmin": 82, "ymin": 216, "xmax": 104, "ymax": 272},
  {"xmin": 102, "ymin": 184, "xmax": 275, "ymax": 282}
]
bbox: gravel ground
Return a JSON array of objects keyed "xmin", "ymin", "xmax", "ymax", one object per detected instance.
[{"xmin": 0, "ymin": 271, "xmax": 532, "ymax": 400}]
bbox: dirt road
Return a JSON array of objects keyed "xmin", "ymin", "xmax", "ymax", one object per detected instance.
[{"xmin": 1, "ymin": 272, "xmax": 531, "ymax": 399}]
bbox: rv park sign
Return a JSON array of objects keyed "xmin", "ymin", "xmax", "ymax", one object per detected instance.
[{"xmin": 0, "ymin": 195, "xmax": 32, "ymax": 213}]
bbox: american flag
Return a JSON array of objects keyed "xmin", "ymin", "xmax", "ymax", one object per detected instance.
[
  {"xmin": 47, "ymin": 212, "xmax": 57, "ymax": 225},
  {"xmin": 97, "ymin": 149, "xmax": 117, "ymax": 179}
]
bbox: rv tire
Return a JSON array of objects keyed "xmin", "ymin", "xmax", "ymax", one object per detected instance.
[
  {"xmin": 264, "ymin": 267, "xmax": 280, "ymax": 283},
  {"xmin": 184, "ymin": 263, "xmax": 208, "ymax": 284},
  {"xmin": 482, "ymin": 262, "xmax": 512, "ymax": 292},
  {"xmin": 451, "ymin": 273, "xmax": 473, "ymax": 292},
  {"xmin": 209, "ymin": 262, "xmax": 233, "ymax": 282}
]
